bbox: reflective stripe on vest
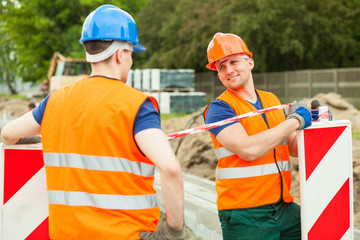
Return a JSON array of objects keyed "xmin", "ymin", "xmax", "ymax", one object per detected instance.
[
  {"xmin": 216, "ymin": 161, "xmax": 291, "ymax": 179},
  {"xmin": 204, "ymin": 89, "xmax": 294, "ymax": 210},
  {"xmin": 44, "ymin": 153, "xmax": 155, "ymax": 177},
  {"xmin": 214, "ymin": 139, "xmax": 288, "ymax": 160},
  {"xmin": 48, "ymin": 190, "xmax": 158, "ymax": 210}
]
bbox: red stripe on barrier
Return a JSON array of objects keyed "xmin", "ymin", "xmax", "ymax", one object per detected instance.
[
  {"xmin": 307, "ymin": 178, "xmax": 350, "ymax": 240},
  {"xmin": 304, "ymin": 126, "xmax": 346, "ymax": 180},
  {"xmin": 3, "ymin": 149, "xmax": 44, "ymax": 204},
  {"xmin": 25, "ymin": 217, "xmax": 50, "ymax": 240}
]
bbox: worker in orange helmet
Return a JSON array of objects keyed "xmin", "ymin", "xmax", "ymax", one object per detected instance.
[
  {"xmin": 203, "ymin": 32, "xmax": 312, "ymax": 240},
  {"xmin": 1, "ymin": 4, "xmax": 185, "ymax": 240}
]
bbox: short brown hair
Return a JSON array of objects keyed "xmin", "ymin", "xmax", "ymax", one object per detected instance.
[{"xmin": 83, "ymin": 40, "xmax": 113, "ymax": 54}]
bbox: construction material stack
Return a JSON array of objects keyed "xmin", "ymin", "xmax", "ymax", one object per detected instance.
[{"xmin": 127, "ymin": 69, "xmax": 206, "ymax": 114}]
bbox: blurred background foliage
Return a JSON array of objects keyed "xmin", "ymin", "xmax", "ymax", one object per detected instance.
[{"xmin": 0, "ymin": 0, "xmax": 360, "ymax": 85}]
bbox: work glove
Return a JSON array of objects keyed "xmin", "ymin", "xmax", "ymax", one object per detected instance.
[
  {"xmin": 140, "ymin": 222, "xmax": 185, "ymax": 240},
  {"xmin": 286, "ymin": 100, "xmax": 312, "ymax": 130},
  {"xmin": 16, "ymin": 135, "xmax": 41, "ymax": 144},
  {"xmin": 310, "ymin": 99, "xmax": 333, "ymax": 121}
]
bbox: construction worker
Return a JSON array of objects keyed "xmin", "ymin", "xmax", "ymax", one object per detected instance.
[
  {"xmin": 203, "ymin": 33, "xmax": 312, "ymax": 240},
  {"xmin": 1, "ymin": 5, "xmax": 185, "ymax": 240},
  {"xmin": 28, "ymin": 102, "xmax": 36, "ymax": 111}
]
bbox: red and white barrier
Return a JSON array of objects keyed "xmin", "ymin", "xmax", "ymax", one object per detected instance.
[
  {"xmin": 0, "ymin": 143, "xmax": 49, "ymax": 240},
  {"xmin": 298, "ymin": 120, "xmax": 354, "ymax": 240},
  {"xmin": 0, "ymin": 119, "xmax": 355, "ymax": 239}
]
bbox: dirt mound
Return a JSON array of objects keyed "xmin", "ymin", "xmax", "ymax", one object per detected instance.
[
  {"xmin": 0, "ymin": 97, "xmax": 41, "ymax": 129},
  {"xmin": 162, "ymin": 92, "xmax": 360, "ymax": 228},
  {"xmin": 162, "ymin": 108, "xmax": 217, "ymax": 180},
  {"xmin": 304, "ymin": 92, "xmax": 360, "ymax": 130},
  {"xmin": 0, "ymin": 97, "xmax": 36, "ymax": 119}
]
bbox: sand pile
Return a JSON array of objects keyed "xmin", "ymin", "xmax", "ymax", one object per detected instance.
[
  {"xmin": 304, "ymin": 92, "xmax": 360, "ymax": 131},
  {"xmin": 162, "ymin": 109, "xmax": 216, "ymax": 180}
]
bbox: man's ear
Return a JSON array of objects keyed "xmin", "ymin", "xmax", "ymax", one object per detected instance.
[
  {"xmin": 249, "ymin": 58, "xmax": 255, "ymax": 70},
  {"xmin": 115, "ymin": 49, "xmax": 125, "ymax": 64}
]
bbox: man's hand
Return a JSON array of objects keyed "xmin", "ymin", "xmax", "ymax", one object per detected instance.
[
  {"xmin": 286, "ymin": 101, "xmax": 312, "ymax": 130},
  {"xmin": 140, "ymin": 222, "xmax": 185, "ymax": 240}
]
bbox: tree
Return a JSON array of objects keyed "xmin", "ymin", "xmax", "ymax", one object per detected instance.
[
  {"xmin": 0, "ymin": 0, "xmax": 85, "ymax": 84},
  {"xmin": 0, "ymin": 34, "xmax": 18, "ymax": 94},
  {"xmin": 0, "ymin": 0, "xmax": 147, "ymax": 86},
  {"xmin": 133, "ymin": 0, "xmax": 177, "ymax": 68},
  {"xmin": 135, "ymin": 0, "xmax": 221, "ymax": 71},
  {"xmin": 0, "ymin": 2, "xmax": 19, "ymax": 94},
  {"xmin": 233, "ymin": 0, "xmax": 360, "ymax": 72},
  {"xmin": 135, "ymin": 0, "xmax": 360, "ymax": 72}
]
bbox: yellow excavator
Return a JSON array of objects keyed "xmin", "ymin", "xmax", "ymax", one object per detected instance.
[{"xmin": 42, "ymin": 52, "xmax": 90, "ymax": 95}]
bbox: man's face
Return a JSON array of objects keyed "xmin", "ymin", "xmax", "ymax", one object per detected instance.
[{"xmin": 214, "ymin": 54, "xmax": 254, "ymax": 91}]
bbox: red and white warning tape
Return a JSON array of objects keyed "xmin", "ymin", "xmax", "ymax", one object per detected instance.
[{"xmin": 166, "ymin": 103, "xmax": 291, "ymax": 139}]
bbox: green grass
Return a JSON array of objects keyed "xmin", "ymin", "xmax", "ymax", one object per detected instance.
[
  {"xmin": 0, "ymin": 93, "xmax": 31, "ymax": 100},
  {"xmin": 160, "ymin": 112, "xmax": 188, "ymax": 121},
  {"xmin": 352, "ymin": 131, "xmax": 360, "ymax": 140}
]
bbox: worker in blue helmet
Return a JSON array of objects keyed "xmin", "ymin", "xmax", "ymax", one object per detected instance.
[
  {"xmin": 1, "ymin": 4, "xmax": 185, "ymax": 240},
  {"xmin": 79, "ymin": 5, "xmax": 146, "ymax": 52}
]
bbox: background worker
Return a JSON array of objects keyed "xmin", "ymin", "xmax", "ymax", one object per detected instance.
[
  {"xmin": 8, "ymin": 102, "xmax": 42, "ymax": 144},
  {"xmin": 203, "ymin": 32, "xmax": 312, "ymax": 240},
  {"xmin": 1, "ymin": 5, "xmax": 184, "ymax": 240},
  {"xmin": 28, "ymin": 102, "xmax": 36, "ymax": 111}
]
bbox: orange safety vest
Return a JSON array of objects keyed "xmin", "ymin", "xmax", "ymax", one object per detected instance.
[
  {"xmin": 41, "ymin": 76, "xmax": 160, "ymax": 239},
  {"xmin": 204, "ymin": 89, "xmax": 293, "ymax": 210}
]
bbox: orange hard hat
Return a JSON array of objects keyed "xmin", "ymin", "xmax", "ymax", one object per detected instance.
[{"xmin": 206, "ymin": 32, "xmax": 253, "ymax": 70}]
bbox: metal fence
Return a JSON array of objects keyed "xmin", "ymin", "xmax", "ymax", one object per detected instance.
[
  {"xmin": 195, "ymin": 68, "xmax": 360, "ymax": 108},
  {"xmin": 195, "ymin": 72, "xmax": 225, "ymax": 103},
  {"xmin": 2, "ymin": 67, "xmax": 360, "ymax": 108}
]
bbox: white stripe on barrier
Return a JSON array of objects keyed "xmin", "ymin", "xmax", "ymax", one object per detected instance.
[
  {"xmin": 298, "ymin": 120, "xmax": 353, "ymax": 240},
  {"xmin": 0, "ymin": 143, "xmax": 49, "ymax": 239},
  {"xmin": 3, "ymin": 167, "xmax": 48, "ymax": 240},
  {"xmin": 342, "ymin": 229, "xmax": 352, "ymax": 240},
  {"xmin": 305, "ymin": 130, "xmax": 350, "ymax": 229}
]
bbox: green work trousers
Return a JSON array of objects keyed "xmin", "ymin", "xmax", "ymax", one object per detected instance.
[{"xmin": 218, "ymin": 201, "xmax": 301, "ymax": 240}]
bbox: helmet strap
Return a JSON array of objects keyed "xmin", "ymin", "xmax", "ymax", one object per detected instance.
[{"xmin": 86, "ymin": 40, "xmax": 133, "ymax": 63}]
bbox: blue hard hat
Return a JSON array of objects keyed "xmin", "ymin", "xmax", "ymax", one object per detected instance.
[{"xmin": 79, "ymin": 4, "xmax": 146, "ymax": 52}]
